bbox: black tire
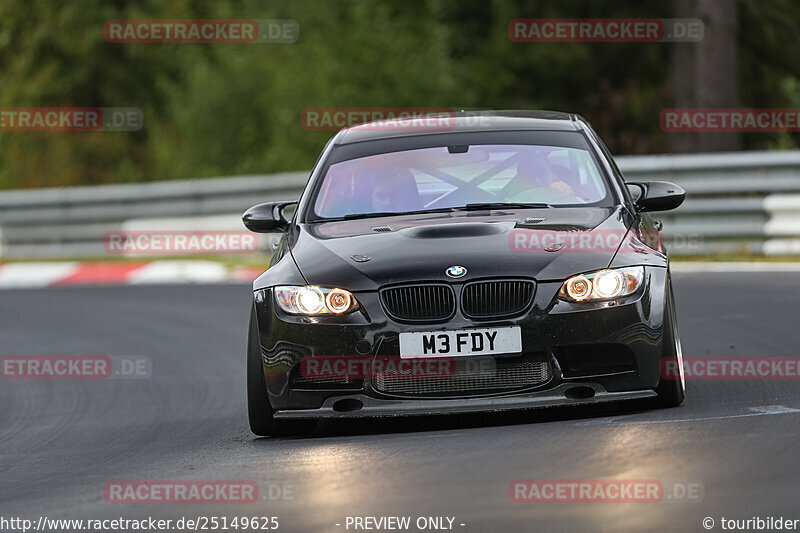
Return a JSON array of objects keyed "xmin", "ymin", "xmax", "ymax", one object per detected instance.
[
  {"xmin": 654, "ymin": 277, "xmax": 686, "ymax": 408},
  {"xmin": 247, "ymin": 306, "xmax": 315, "ymax": 437}
]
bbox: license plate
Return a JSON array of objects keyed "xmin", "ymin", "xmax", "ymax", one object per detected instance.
[{"xmin": 399, "ymin": 326, "xmax": 522, "ymax": 358}]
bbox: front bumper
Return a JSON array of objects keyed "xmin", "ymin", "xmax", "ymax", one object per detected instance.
[
  {"xmin": 254, "ymin": 267, "xmax": 668, "ymax": 417},
  {"xmin": 273, "ymin": 385, "xmax": 657, "ymax": 419}
]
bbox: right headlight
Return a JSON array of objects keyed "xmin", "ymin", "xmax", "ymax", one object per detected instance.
[
  {"xmin": 558, "ymin": 266, "xmax": 644, "ymax": 302},
  {"xmin": 274, "ymin": 286, "xmax": 359, "ymax": 315}
]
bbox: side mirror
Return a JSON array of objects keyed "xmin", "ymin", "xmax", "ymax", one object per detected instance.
[
  {"xmin": 626, "ymin": 181, "xmax": 686, "ymax": 212},
  {"xmin": 242, "ymin": 201, "xmax": 296, "ymax": 233}
]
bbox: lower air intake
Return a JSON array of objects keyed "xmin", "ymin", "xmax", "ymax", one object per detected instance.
[{"xmin": 372, "ymin": 353, "xmax": 552, "ymax": 396}]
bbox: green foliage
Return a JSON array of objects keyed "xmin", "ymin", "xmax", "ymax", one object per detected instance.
[{"xmin": 0, "ymin": 0, "xmax": 798, "ymax": 189}]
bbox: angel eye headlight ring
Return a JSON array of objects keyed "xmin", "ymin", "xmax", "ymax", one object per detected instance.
[{"xmin": 559, "ymin": 266, "xmax": 644, "ymax": 302}]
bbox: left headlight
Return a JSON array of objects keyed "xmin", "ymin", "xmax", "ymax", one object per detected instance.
[
  {"xmin": 558, "ymin": 266, "xmax": 644, "ymax": 302},
  {"xmin": 274, "ymin": 286, "xmax": 359, "ymax": 315}
]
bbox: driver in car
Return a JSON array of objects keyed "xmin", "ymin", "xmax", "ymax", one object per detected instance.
[{"xmin": 501, "ymin": 152, "xmax": 579, "ymax": 202}]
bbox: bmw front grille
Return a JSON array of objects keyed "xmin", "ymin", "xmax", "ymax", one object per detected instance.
[{"xmin": 379, "ymin": 279, "xmax": 535, "ymax": 322}]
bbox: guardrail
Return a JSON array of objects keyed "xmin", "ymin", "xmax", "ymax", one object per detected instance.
[
  {"xmin": 0, "ymin": 172, "xmax": 309, "ymax": 259},
  {"xmin": 616, "ymin": 150, "xmax": 800, "ymax": 255},
  {"xmin": 1, "ymin": 150, "xmax": 799, "ymax": 259}
]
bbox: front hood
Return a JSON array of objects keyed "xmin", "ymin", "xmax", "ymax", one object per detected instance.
[{"xmin": 290, "ymin": 207, "xmax": 632, "ymax": 291}]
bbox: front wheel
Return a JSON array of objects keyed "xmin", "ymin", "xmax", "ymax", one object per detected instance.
[
  {"xmin": 247, "ymin": 306, "xmax": 315, "ymax": 437},
  {"xmin": 653, "ymin": 278, "xmax": 685, "ymax": 408}
]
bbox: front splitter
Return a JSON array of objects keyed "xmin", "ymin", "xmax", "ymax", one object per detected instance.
[{"xmin": 273, "ymin": 383, "xmax": 657, "ymax": 419}]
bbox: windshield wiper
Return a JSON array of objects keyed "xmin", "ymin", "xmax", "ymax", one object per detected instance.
[
  {"xmin": 341, "ymin": 207, "xmax": 455, "ymax": 220},
  {"xmin": 329, "ymin": 203, "xmax": 547, "ymax": 221},
  {"xmin": 342, "ymin": 211, "xmax": 404, "ymax": 220},
  {"xmin": 460, "ymin": 202, "xmax": 552, "ymax": 211}
]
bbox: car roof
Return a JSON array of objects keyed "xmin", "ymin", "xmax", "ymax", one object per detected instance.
[{"xmin": 334, "ymin": 110, "xmax": 585, "ymax": 145}]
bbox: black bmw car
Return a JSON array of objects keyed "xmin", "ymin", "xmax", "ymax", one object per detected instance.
[{"xmin": 243, "ymin": 110, "xmax": 686, "ymax": 436}]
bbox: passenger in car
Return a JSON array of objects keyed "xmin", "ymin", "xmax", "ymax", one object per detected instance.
[{"xmin": 369, "ymin": 168, "xmax": 422, "ymax": 212}]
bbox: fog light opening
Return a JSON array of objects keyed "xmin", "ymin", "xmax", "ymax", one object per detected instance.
[
  {"xmin": 333, "ymin": 398, "xmax": 363, "ymax": 412},
  {"xmin": 355, "ymin": 340, "xmax": 372, "ymax": 355},
  {"xmin": 564, "ymin": 386, "xmax": 595, "ymax": 400}
]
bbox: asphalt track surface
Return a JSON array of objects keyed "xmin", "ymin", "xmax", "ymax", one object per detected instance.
[{"xmin": 2, "ymin": 271, "xmax": 800, "ymax": 533}]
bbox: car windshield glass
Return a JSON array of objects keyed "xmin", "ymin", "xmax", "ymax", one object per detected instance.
[{"xmin": 311, "ymin": 144, "xmax": 610, "ymax": 220}]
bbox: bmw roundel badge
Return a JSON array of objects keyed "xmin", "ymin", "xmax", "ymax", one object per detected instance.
[{"xmin": 446, "ymin": 265, "xmax": 467, "ymax": 278}]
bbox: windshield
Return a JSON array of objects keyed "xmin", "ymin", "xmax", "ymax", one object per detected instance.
[{"xmin": 311, "ymin": 144, "xmax": 610, "ymax": 220}]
